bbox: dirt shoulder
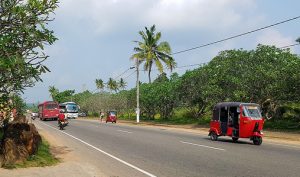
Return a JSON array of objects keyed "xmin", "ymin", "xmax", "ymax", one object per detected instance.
[
  {"xmin": 79, "ymin": 117, "xmax": 300, "ymax": 145},
  {"xmin": 0, "ymin": 124, "xmax": 107, "ymax": 177}
]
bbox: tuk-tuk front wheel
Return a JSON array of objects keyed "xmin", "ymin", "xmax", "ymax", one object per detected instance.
[
  {"xmin": 210, "ymin": 132, "xmax": 218, "ymax": 141},
  {"xmin": 253, "ymin": 136, "xmax": 262, "ymax": 145}
]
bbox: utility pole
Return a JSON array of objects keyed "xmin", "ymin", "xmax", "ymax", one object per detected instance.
[{"xmin": 136, "ymin": 58, "xmax": 140, "ymax": 123}]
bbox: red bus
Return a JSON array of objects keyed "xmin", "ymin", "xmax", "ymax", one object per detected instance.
[{"xmin": 38, "ymin": 101, "xmax": 60, "ymax": 121}]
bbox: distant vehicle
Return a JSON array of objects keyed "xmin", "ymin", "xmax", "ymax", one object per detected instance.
[
  {"xmin": 59, "ymin": 102, "xmax": 79, "ymax": 119},
  {"xmin": 209, "ymin": 102, "xmax": 264, "ymax": 145},
  {"xmin": 78, "ymin": 112, "xmax": 87, "ymax": 117},
  {"xmin": 106, "ymin": 110, "xmax": 117, "ymax": 123},
  {"xmin": 38, "ymin": 101, "xmax": 60, "ymax": 121},
  {"xmin": 31, "ymin": 112, "xmax": 38, "ymax": 120},
  {"xmin": 58, "ymin": 110, "xmax": 67, "ymax": 130}
]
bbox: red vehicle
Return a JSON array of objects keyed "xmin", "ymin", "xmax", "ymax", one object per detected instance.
[
  {"xmin": 38, "ymin": 101, "xmax": 60, "ymax": 121},
  {"xmin": 209, "ymin": 102, "xmax": 264, "ymax": 145},
  {"xmin": 106, "ymin": 111, "xmax": 117, "ymax": 123}
]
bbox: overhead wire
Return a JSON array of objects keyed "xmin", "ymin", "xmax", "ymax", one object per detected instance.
[
  {"xmin": 112, "ymin": 16, "xmax": 300, "ymax": 80},
  {"xmin": 171, "ymin": 15, "xmax": 300, "ymax": 55}
]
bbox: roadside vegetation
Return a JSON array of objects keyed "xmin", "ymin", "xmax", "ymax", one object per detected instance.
[
  {"xmin": 52, "ymin": 44, "xmax": 300, "ymax": 130},
  {"xmin": 3, "ymin": 138, "xmax": 59, "ymax": 169},
  {"xmin": 0, "ymin": 0, "xmax": 59, "ymax": 168}
]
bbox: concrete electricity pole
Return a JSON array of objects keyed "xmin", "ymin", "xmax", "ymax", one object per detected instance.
[{"xmin": 135, "ymin": 58, "xmax": 140, "ymax": 123}]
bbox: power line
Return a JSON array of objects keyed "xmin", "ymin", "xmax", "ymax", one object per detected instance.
[
  {"xmin": 172, "ymin": 15, "xmax": 300, "ymax": 55},
  {"xmin": 124, "ymin": 70, "xmax": 136, "ymax": 79},
  {"xmin": 139, "ymin": 42, "xmax": 300, "ymax": 72},
  {"xmin": 114, "ymin": 67, "xmax": 131, "ymax": 80},
  {"xmin": 280, "ymin": 43, "xmax": 300, "ymax": 49}
]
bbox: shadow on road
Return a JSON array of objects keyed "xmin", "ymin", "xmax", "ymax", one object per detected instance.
[{"xmin": 202, "ymin": 137, "xmax": 254, "ymax": 145}]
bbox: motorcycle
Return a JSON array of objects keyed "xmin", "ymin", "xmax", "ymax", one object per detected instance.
[{"xmin": 58, "ymin": 120, "xmax": 67, "ymax": 130}]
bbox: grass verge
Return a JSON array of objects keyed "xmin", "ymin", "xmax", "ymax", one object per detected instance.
[{"xmin": 3, "ymin": 138, "xmax": 60, "ymax": 169}]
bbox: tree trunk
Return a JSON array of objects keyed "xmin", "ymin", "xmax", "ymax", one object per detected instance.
[{"xmin": 148, "ymin": 67, "xmax": 152, "ymax": 83}]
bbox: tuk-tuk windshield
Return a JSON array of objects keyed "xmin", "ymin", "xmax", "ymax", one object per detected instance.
[
  {"xmin": 244, "ymin": 105, "xmax": 262, "ymax": 119},
  {"xmin": 109, "ymin": 111, "xmax": 116, "ymax": 116}
]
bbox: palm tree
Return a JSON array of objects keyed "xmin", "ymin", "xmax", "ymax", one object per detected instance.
[
  {"xmin": 118, "ymin": 78, "xmax": 127, "ymax": 90},
  {"xmin": 107, "ymin": 78, "xmax": 118, "ymax": 93},
  {"xmin": 48, "ymin": 86, "xmax": 59, "ymax": 101},
  {"xmin": 95, "ymin": 79, "xmax": 104, "ymax": 92},
  {"xmin": 296, "ymin": 37, "xmax": 300, "ymax": 44},
  {"xmin": 131, "ymin": 24, "xmax": 176, "ymax": 83}
]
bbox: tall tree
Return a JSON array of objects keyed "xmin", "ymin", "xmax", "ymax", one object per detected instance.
[
  {"xmin": 131, "ymin": 25, "xmax": 176, "ymax": 83},
  {"xmin": 95, "ymin": 79, "xmax": 105, "ymax": 92},
  {"xmin": 48, "ymin": 86, "xmax": 59, "ymax": 101},
  {"xmin": 107, "ymin": 78, "xmax": 118, "ymax": 93},
  {"xmin": 0, "ymin": 0, "xmax": 58, "ymax": 113},
  {"xmin": 118, "ymin": 78, "xmax": 127, "ymax": 90}
]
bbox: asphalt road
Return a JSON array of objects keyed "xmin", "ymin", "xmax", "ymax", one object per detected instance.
[{"xmin": 34, "ymin": 118, "xmax": 300, "ymax": 177}]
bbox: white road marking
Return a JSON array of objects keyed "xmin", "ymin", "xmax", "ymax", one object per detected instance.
[
  {"xmin": 180, "ymin": 141, "xmax": 226, "ymax": 151},
  {"xmin": 39, "ymin": 121, "xmax": 156, "ymax": 177},
  {"xmin": 117, "ymin": 130, "xmax": 132, "ymax": 134}
]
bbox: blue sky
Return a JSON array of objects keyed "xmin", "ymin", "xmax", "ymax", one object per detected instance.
[{"xmin": 23, "ymin": 0, "xmax": 300, "ymax": 103}]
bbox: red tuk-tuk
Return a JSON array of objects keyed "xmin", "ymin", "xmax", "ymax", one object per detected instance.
[
  {"xmin": 106, "ymin": 111, "xmax": 117, "ymax": 123},
  {"xmin": 209, "ymin": 102, "xmax": 264, "ymax": 145}
]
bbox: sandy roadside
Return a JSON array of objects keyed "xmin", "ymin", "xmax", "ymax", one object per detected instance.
[{"xmin": 0, "ymin": 124, "xmax": 108, "ymax": 177}]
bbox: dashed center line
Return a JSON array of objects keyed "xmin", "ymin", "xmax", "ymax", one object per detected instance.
[
  {"xmin": 180, "ymin": 141, "xmax": 225, "ymax": 151},
  {"xmin": 118, "ymin": 130, "xmax": 132, "ymax": 134}
]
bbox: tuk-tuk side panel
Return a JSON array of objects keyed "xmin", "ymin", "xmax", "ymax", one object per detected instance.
[
  {"xmin": 210, "ymin": 121, "xmax": 221, "ymax": 135},
  {"xmin": 226, "ymin": 127, "xmax": 233, "ymax": 136}
]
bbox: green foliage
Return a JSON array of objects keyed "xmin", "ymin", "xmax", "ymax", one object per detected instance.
[
  {"xmin": 107, "ymin": 77, "xmax": 118, "ymax": 93},
  {"xmin": 95, "ymin": 79, "xmax": 104, "ymax": 92},
  {"xmin": 11, "ymin": 94, "xmax": 27, "ymax": 116},
  {"xmin": 0, "ymin": 0, "xmax": 58, "ymax": 113},
  {"xmin": 131, "ymin": 24, "xmax": 176, "ymax": 83},
  {"xmin": 26, "ymin": 103, "xmax": 39, "ymax": 113},
  {"xmin": 48, "ymin": 86, "xmax": 75, "ymax": 103},
  {"xmin": 56, "ymin": 44, "xmax": 300, "ymax": 130},
  {"xmin": 118, "ymin": 78, "xmax": 127, "ymax": 90}
]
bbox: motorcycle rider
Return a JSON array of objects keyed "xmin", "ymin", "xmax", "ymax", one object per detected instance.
[{"xmin": 58, "ymin": 109, "xmax": 66, "ymax": 130}]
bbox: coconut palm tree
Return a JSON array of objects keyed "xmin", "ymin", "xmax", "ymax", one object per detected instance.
[
  {"xmin": 107, "ymin": 78, "xmax": 118, "ymax": 93},
  {"xmin": 48, "ymin": 86, "xmax": 59, "ymax": 101},
  {"xmin": 95, "ymin": 79, "xmax": 105, "ymax": 92},
  {"xmin": 131, "ymin": 24, "xmax": 176, "ymax": 83},
  {"xmin": 118, "ymin": 78, "xmax": 127, "ymax": 90}
]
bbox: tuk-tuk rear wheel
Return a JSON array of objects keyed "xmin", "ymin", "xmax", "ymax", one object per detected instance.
[
  {"xmin": 253, "ymin": 136, "xmax": 262, "ymax": 145},
  {"xmin": 232, "ymin": 137, "xmax": 238, "ymax": 143},
  {"xmin": 210, "ymin": 132, "xmax": 218, "ymax": 141}
]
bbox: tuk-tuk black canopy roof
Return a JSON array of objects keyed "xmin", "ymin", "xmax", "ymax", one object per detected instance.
[
  {"xmin": 214, "ymin": 102, "xmax": 242, "ymax": 109},
  {"xmin": 214, "ymin": 102, "xmax": 259, "ymax": 109}
]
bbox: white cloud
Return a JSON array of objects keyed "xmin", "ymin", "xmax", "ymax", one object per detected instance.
[
  {"xmin": 144, "ymin": 0, "xmax": 257, "ymax": 31},
  {"xmin": 256, "ymin": 29, "xmax": 295, "ymax": 51},
  {"xmin": 56, "ymin": 0, "xmax": 258, "ymax": 35}
]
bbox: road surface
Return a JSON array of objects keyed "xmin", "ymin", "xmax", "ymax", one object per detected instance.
[{"xmin": 34, "ymin": 119, "xmax": 300, "ymax": 177}]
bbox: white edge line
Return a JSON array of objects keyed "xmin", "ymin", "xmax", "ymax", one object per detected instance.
[
  {"xmin": 39, "ymin": 121, "xmax": 156, "ymax": 177},
  {"xmin": 180, "ymin": 141, "xmax": 225, "ymax": 151},
  {"xmin": 117, "ymin": 130, "xmax": 133, "ymax": 134}
]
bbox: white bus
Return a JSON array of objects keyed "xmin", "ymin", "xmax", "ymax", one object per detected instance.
[{"xmin": 59, "ymin": 102, "xmax": 79, "ymax": 119}]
